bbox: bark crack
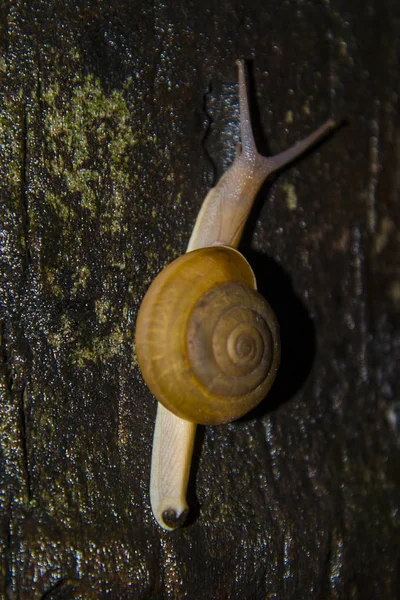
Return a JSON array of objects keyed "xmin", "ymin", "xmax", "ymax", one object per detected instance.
[
  {"xmin": 20, "ymin": 104, "xmax": 32, "ymax": 269},
  {"xmin": 19, "ymin": 382, "xmax": 31, "ymax": 502}
]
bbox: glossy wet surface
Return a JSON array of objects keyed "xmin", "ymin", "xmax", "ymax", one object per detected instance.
[{"xmin": 0, "ymin": 1, "xmax": 399, "ymax": 598}]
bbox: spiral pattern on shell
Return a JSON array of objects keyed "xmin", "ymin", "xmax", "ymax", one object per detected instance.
[
  {"xmin": 135, "ymin": 246, "xmax": 280, "ymax": 425},
  {"xmin": 187, "ymin": 282, "xmax": 274, "ymax": 397}
]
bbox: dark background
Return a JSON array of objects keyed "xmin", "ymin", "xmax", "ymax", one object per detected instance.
[{"xmin": 0, "ymin": 1, "xmax": 399, "ymax": 598}]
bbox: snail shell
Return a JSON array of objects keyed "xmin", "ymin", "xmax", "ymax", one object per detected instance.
[{"xmin": 135, "ymin": 245, "xmax": 280, "ymax": 425}]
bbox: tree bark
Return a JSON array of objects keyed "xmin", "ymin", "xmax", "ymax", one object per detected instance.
[{"xmin": 0, "ymin": 1, "xmax": 399, "ymax": 598}]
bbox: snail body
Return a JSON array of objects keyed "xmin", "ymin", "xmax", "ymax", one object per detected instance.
[{"xmin": 136, "ymin": 60, "xmax": 336, "ymax": 530}]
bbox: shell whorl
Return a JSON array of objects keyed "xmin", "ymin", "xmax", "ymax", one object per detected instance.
[
  {"xmin": 135, "ymin": 246, "xmax": 280, "ymax": 425},
  {"xmin": 187, "ymin": 282, "xmax": 274, "ymax": 397}
]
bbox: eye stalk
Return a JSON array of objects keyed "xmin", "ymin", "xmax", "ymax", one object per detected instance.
[{"xmin": 135, "ymin": 59, "xmax": 336, "ymax": 530}]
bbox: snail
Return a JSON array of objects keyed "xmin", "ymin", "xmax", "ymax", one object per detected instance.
[{"xmin": 135, "ymin": 60, "xmax": 335, "ymax": 530}]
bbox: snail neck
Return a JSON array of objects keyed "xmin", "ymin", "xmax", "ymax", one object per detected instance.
[{"xmin": 187, "ymin": 156, "xmax": 268, "ymax": 251}]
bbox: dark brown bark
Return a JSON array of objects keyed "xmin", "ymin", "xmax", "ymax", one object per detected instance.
[{"xmin": 0, "ymin": 1, "xmax": 399, "ymax": 598}]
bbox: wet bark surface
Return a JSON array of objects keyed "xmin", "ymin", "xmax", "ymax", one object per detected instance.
[{"xmin": 0, "ymin": 1, "xmax": 399, "ymax": 598}]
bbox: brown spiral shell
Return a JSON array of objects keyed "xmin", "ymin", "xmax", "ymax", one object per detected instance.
[{"xmin": 135, "ymin": 246, "xmax": 280, "ymax": 425}]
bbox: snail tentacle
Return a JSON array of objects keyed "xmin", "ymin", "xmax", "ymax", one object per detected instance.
[
  {"xmin": 236, "ymin": 58, "xmax": 257, "ymax": 159},
  {"xmin": 258, "ymin": 118, "xmax": 337, "ymax": 176},
  {"xmin": 236, "ymin": 58, "xmax": 336, "ymax": 179}
]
